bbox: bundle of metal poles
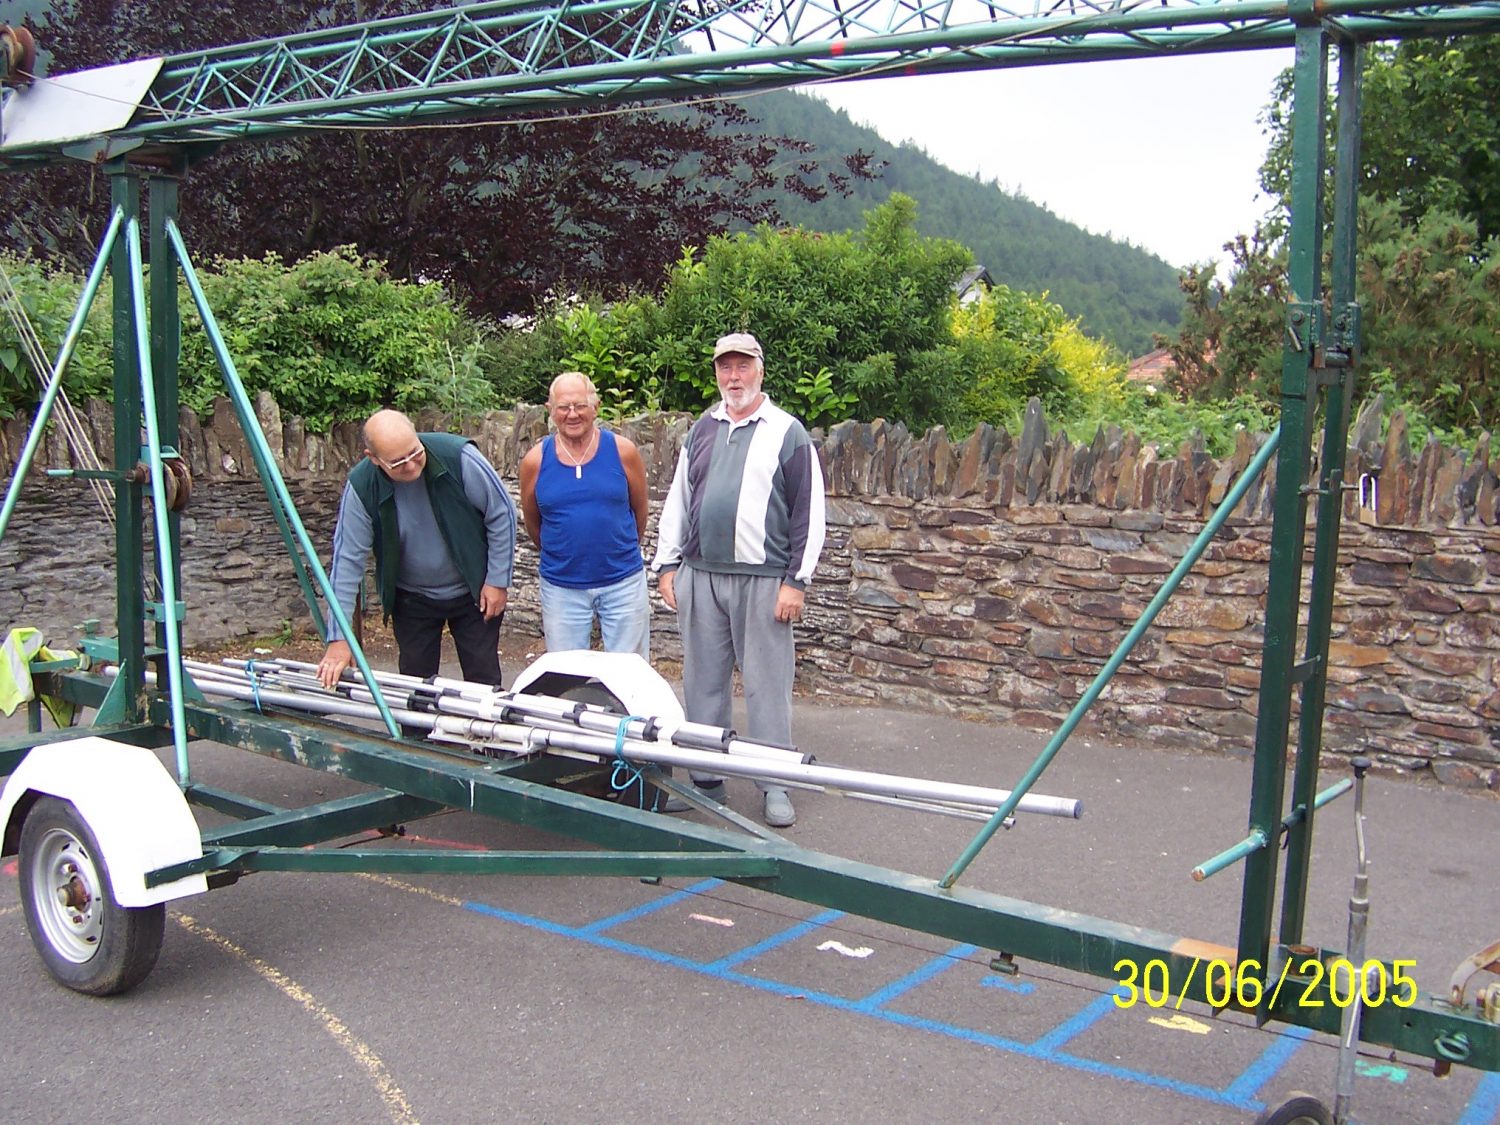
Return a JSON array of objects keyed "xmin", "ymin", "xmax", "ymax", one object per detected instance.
[{"xmin": 154, "ymin": 657, "xmax": 1084, "ymax": 825}]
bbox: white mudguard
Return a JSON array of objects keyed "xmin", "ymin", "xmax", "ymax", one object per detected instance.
[
  {"xmin": 511, "ymin": 650, "xmax": 685, "ymax": 722},
  {"xmin": 0, "ymin": 737, "xmax": 209, "ymax": 906}
]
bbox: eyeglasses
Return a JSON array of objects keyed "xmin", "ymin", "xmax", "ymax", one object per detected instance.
[
  {"xmin": 378, "ymin": 447, "xmax": 426, "ymax": 470},
  {"xmin": 552, "ymin": 402, "xmax": 594, "ymax": 416}
]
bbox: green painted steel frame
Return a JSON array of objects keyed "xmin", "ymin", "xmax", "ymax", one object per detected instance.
[
  {"xmin": 1237, "ymin": 19, "xmax": 1330, "ymax": 982},
  {"xmin": 26, "ymin": 674, "xmax": 1499, "ymax": 1070},
  {"xmin": 4, "ymin": 1, "xmax": 1500, "ymax": 163},
  {"xmin": 164, "ymin": 214, "xmax": 400, "ymax": 737},
  {"xmin": 159, "ymin": 848, "xmax": 783, "ymax": 880}
]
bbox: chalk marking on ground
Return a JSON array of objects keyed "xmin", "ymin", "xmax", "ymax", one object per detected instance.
[{"xmin": 174, "ymin": 912, "xmax": 419, "ymax": 1125}]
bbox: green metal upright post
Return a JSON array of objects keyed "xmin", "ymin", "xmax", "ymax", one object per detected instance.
[
  {"xmin": 106, "ymin": 168, "xmax": 146, "ymax": 724},
  {"xmin": 1237, "ymin": 21, "xmax": 1327, "ymax": 973},
  {"xmin": 149, "ymin": 169, "xmax": 184, "ymax": 670},
  {"xmin": 1280, "ymin": 37, "xmax": 1364, "ymax": 946}
]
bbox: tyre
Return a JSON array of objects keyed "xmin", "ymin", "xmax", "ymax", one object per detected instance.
[
  {"xmin": 557, "ymin": 681, "xmax": 625, "ymax": 712},
  {"xmin": 18, "ymin": 796, "xmax": 165, "ymax": 995},
  {"xmin": 1255, "ymin": 1092, "xmax": 1333, "ymax": 1125}
]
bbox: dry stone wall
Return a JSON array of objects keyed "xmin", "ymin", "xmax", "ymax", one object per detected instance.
[{"xmin": 2, "ymin": 393, "xmax": 1496, "ymax": 789}]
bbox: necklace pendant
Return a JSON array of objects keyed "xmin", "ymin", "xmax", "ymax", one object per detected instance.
[{"xmin": 575, "ymin": 464, "xmax": 582, "ymax": 479}]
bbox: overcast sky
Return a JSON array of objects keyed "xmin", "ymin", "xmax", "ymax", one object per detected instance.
[{"xmin": 809, "ymin": 48, "xmax": 1294, "ymax": 271}]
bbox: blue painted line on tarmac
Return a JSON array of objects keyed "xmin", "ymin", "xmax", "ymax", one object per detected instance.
[
  {"xmin": 1032, "ymin": 987, "xmax": 1127, "ymax": 1052},
  {"xmin": 461, "ymin": 896, "xmax": 1259, "ymax": 1111},
  {"xmin": 982, "ymin": 975, "xmax": 1037, "ymax": 995},
  {"xmin": 577, "ymin": 878, "xmax": 723, "ymax": 934},
  {"xmin": 706, "ymin": 908, "xmax": 843, "ymax": 970},
  {"xmin": 1221, "ymin": 1024, "xmax": 1312, "ymax": 1102},
  {"xmin": 871, "ymin": 1004, "xmax": 1248, "ymax": 1108},
  {"xmin": 1458, "ymin": 1071, "xmax": 1500, "ymax": 1125},
  {"xmin": 854, "ymin": 943, "xmax": 976, "ymax": 1011}
]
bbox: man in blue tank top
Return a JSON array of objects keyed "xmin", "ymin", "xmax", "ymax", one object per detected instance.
[{"xmin": 519, "ymin": 372, "xmax": 651, "ymax": 659}]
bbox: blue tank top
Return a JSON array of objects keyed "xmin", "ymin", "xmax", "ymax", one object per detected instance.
[{"xmin": 535, "ymin": 429, "xmax": 643, "ymax": 588}]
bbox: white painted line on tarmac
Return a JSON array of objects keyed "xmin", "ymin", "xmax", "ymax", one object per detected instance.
[
  {"xmin": 355, "ymin": 871, "xmax": 467, "ymax": 909},
  {"xmin": 689, "ymin": 912, "xmax": 735, "ymax": 927},
  {"xmin": 1148, "ymin": 1014, "xmax": 1212, "ymax": 1035},
  {"xmin": 818, "ymin": 940, "xmax": 875, "ymax": 958},
  {"xmin": 174, "ymin": 912, "xmax": 420, "ymax": 1125}
]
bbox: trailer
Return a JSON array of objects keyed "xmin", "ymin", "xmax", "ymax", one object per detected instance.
[{"xmin": 1, "ymin": 4, "xmax": 1498, "ymax": 1121}]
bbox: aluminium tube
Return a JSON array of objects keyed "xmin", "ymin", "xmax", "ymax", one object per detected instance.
[
  {"xmin": 162, "ymin": 668, "xmax": 1080, "ymax": 821},
  {"xmin": 435, "ymin": 719, "xmax": 1081, "ymax": 818},
  {"xmin": 118, "ymin": 666, "xmax": 435, "ymax": 730},
  {"xmin": 222, "ymin": 658, "xmax": 1081, "ymax": 816},
  {"xmin": 315, "ymin": 660, "xmax": 743, "ymax": 750},
  {"xmin": 232, "ymin": 658, "xmax": 799, "ymax": 760},
  {"xmin": 280, "ymin": 657, "xmax": 749, "ymax": 750}
]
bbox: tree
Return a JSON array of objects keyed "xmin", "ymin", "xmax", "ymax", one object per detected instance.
[
  {"xmin": 1166, "ymin": 40, "xmax": 1500, "ymax": 434},
  {"xmin": 1357, "ymin": 198, "xmax": 1500, "ymax": 433},
  {"xmin": 1165, "ymin": 230, "xmax": 1288, "ymax": 402},
  {"xmin": 1166, "ymin": 207, "xmax": 1500, "ymax": 434},
  {"xmin": 1260, "ymin": 38, "xmax": 1500, "ymax": 241},
  {"xmin": 642, "ymin": 194, "xmax": 975, "ymax": 419},
  {"xmin": 0, "ymin": 0, "xmax": 872, "ymax": 319},
  {"xmin": 495, "ymin": 196, "xmax": 1135, "ymax": 433}
]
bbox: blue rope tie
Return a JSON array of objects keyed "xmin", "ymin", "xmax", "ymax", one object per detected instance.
[
  {"xmin": 608, "ymin": 715, "xmax": 648, "ymax": 808},
  {"xmin": 244, "ymin": 659, "xmax": 263, "ymax": 712}
]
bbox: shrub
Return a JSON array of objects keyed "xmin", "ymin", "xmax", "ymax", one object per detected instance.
[
  {"xmin": 643, "ymin": 195, "xmax": 972, "ymax": 420},
  {"xmin": 178, "ymin": 246, "xmax": 488, "ymax": 431},
  {"xmin": 0, "ymin": 254, "xmax": 112, "ymax": 419}
]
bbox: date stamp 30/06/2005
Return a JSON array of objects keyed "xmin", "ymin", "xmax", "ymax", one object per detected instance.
[{"xmin": 1112, "ymin": 956, "xmax": 1418, "ymax": 1011}]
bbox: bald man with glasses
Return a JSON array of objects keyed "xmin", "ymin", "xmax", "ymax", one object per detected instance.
[{"xmin": 317, "ymin": 409, "xmax": 517, "ymax": 693}]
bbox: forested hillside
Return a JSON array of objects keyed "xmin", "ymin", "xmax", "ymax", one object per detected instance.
[{"xmin": 729, "ymin": 90, "xmax": 1184, "ymax": 356}]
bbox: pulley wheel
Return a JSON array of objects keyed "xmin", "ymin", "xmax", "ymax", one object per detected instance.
[
  {"xmin": 0, "ymin": 25, "xmax": 36, "ymax": 88},
  {"xmin": 164, "ymin": 457, "xmax": 193, "ymax": 512}
]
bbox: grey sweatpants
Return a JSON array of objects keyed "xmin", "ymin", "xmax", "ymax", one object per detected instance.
[{"xmin": 677, "ymin": 566, "xmax": 794, "ymax": 790}]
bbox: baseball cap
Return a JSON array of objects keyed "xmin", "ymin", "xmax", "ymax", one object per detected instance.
[{"xmin": 712, "ymin": 333, "xmax": 763, "ymax": 361}]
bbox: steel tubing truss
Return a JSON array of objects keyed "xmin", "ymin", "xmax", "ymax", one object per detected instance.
[{"xmin": 5, "ymin": 0, "xmax": 1500, "ymax": 162}]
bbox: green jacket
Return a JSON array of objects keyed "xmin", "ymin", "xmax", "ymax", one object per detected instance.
[{"xmin": 347, "ymin": 432, "xmax": 489, "ymax": 619}]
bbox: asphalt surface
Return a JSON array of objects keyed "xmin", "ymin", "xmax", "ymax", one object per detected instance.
[{"xmin": 2, "ymin": 677, "xmax": 1498, "ymax": 1125}]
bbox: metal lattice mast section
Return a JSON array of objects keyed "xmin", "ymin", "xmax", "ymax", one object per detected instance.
[{"xmin": 4, "ymin": 0, "xmax": 1500, "ymax": 164}]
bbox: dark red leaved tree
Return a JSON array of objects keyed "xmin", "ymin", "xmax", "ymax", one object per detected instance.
[{"xmin": 1, "ymin": 0, "xmax": 873, "ymax": 316}]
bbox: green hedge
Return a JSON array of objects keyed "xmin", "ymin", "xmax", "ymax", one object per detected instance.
[{"xmin": 0, "ymin": 246, "xmax": 497, "ymax": 432}]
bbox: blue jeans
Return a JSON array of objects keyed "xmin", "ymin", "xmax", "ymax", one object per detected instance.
[{"xmin": 538, "ymin": 570, "xmax": 650, "ymax": 660}]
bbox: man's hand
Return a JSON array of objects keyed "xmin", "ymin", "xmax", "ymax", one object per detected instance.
[
  {"xmin": 774, "ymin": 583, "xmax": 805, "ymax": 624},
  {"xmin": 479, "ymin": 584, "xmax": 508, "ymax": 621},
  {"xmin": 657, "ymin": 570, "xmax": 677, "ymax": 612},
  {"xmin": 317, "ymin": 640, "xmax": 353, "ymax": 689}
]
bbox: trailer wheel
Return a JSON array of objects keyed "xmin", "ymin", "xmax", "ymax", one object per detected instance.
[
  {"xmin": 1255, "ymin": 1092, "xmax": 1333, "ymax": 1125},
  {"xmin": 18, "ymin": 796, "xmax": 165, "ymax": 995}
]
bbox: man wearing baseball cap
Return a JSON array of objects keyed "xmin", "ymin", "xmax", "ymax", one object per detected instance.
[{"xmin": 652, "ymin": 333, "xmax": 827, "ymax": 827}]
